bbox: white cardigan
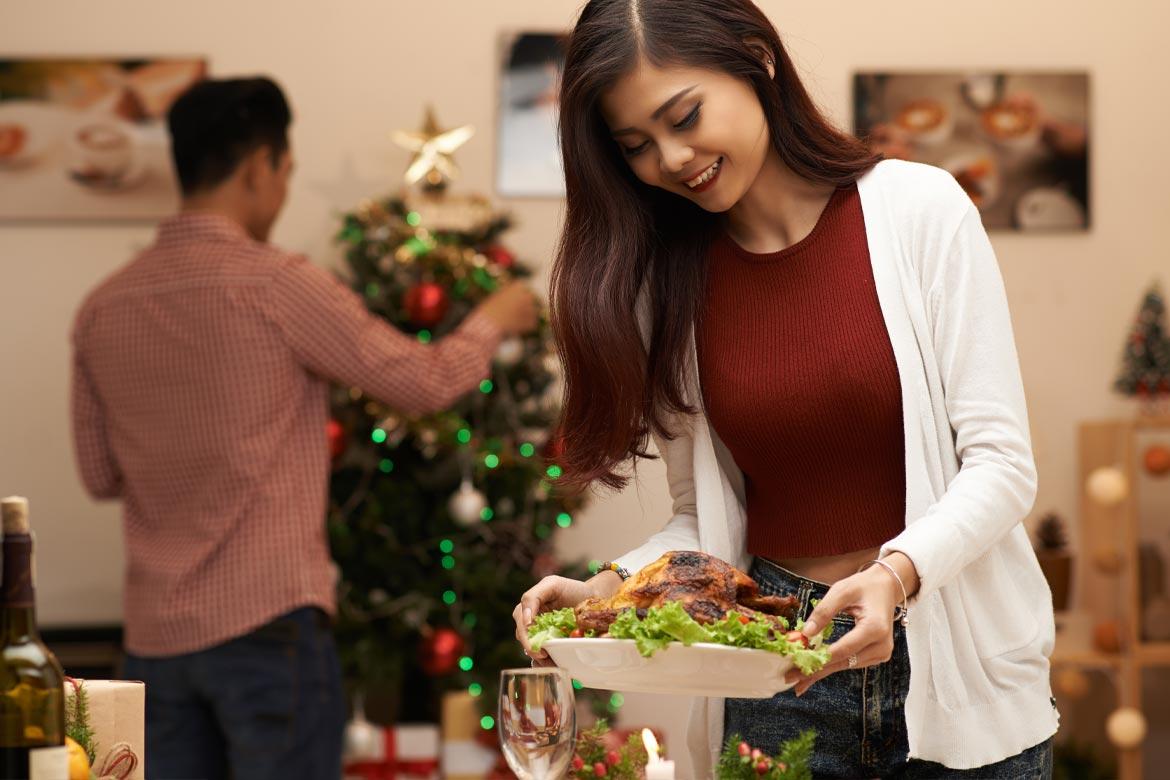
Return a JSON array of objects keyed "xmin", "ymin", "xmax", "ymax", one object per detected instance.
[{"xmin": 614, "ymin": 159, "xmax": 1058, "ymax": 775}]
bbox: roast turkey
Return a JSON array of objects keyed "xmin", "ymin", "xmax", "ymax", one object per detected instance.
[{"xmin": 575, "ymin": 551, "xmax": 800, "ymax": 633}]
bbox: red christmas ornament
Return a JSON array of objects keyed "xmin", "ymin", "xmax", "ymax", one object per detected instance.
[
  {"xmin": 404, "ymin": 282, "xmax": 450, "ymax": 327},
  {"xmin": 1145, "ymin": 445, "xmax": 1170, "ymax": 477},
  {"xmin": 418, "ymin": 626, "xmax": 465, "ymax": 676},
  {"xmin": 326, "ymin": 418, "xmax": 347, "ymax": 460},
  {"xmin": 484, "ymin": 245, "xmax": 516, "ymax": 270}
]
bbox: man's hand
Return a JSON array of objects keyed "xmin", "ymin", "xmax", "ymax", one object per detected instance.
[{"xmin": 478, "ymin": 281, "xmax": 539, "ymax": 336}]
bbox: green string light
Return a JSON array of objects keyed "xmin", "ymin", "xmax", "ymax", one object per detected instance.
[
  {"xmin": 556, "ymin": 512, "xmax": 572, "ymax": 528},
  {"xmin": 371, "ymin": 429, "xmax": 387, "ymax": 444},
  {"xmin": 609, "ymin": 693, "xmax": 624, "ymax": 709},
  {"xmin": 439, "ymin": 539, "xmax": 454, "ymax": 554},
  {"xmin": 405, "ymin": 236, "xmax": 432, "ymax": 256},
  {"xmin": 480, "ymin": 715, "xmax": 495, "ymax": 730},
  {"xmin": 462, "ymin": 613, "xmax": 477, "ymax": 628},
  {"xmin": 405, "ymin": 211, "xmax": 422, "ymax": 227},
  {"xmin": 484, "ymin": 454, "xmax": 499, "ymax": 469},
  {"xmin": 479, "ymin": 379, "xmax": 494, "ymax": 394},
  {"xmin": 480, "ymin": 507, "xmax": 494, "ymax": 521},
  {"xmin": 459, "ymin": 656, "xmax": 474, "ymax": 672},
  {"xmin": 456, "ymin": 428, "xmax": 472, "ymax": 445},
  {"xmin": 546, "ymin": 465, "xmax": 563, "ymax": 479},
  {"xmin": 379, "ymin": 459, "xmax": 394, "ymax": 473},
  {"xmin": 468, "ymin": 683, "xmax": 483, "ymax": 697},
  {"xmin": 571, "ymin": 679, "xmax": 583, "ymax": 690},
  {"xmin": 441, "ymin": 555, "xmax": 456, "ymax": 570},
  {"xmin": 442, "ymin": 590, "xmax": 457, "ymax": 605},
  {"xmin": 417, "ymin": 329, "xmax": 432, "ymax": 344},
  {"xmin": 519, "ymin": 443, "xmax": 535, "ymax": 458}
]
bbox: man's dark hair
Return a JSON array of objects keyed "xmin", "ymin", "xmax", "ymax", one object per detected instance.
[{"xmin": 167, "ymin": 77, "xmax": 292, "ymax": 196}]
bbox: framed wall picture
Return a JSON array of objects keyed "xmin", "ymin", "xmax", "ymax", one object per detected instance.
[
  {"xmin": 853, "ymin": 71, "xmax": 1090, "ymax": 231},
  {"xmin": 496, "ymin": 32, "xmax": 567, "ymax": 198},
  {"xmin": 0, "ymin": 57, "xmax": 206, "ymax": 221}
]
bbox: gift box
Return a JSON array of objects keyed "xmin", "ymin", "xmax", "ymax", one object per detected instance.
[
  {"xmin": 441, "ymin": 691, "xmax": 499, "ymax": 780},
  {"xmin": 344, "ymin": 723, "xmax": 441, "ymax": 780},
  {"xmin": 63, "ymin": 678, "xmax": 144, "ymax": 780}
]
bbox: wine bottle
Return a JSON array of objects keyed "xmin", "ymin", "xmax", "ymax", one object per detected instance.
[{"xmin": 0, "ymin": 497, "xmax": 67, "ymax": 779}]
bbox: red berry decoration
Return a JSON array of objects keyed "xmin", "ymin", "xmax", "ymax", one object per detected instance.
[
  {"xmin": 418, "ymin": 626, "xmax": 465, "ymax": 676},
  {"xmin": 738, "ymin": 741, "xmax": 751, "ymax": 757},
  {"xmin": 326, "ymin": 418, "xmax": 346, "ymax": 460},
  {"xmin": 593, "ymin": 761, "xmax": 607, "ymax": 777},
  {"xmin": 404, "ymin": 281, "xmax": 450, "ymax": 327},
  {"xmin": 1145, "ymin": 444, "xmax": 1170, "ymax": 477},
  {"xmin": 571, "ymin": 755, "xmax": 585, "ymax": 771},
  {"xmin": 756, "ymin": 760, "xmax": 770, "ymax": 775},
  {"xmin": 484, "ymin": 244, "xmax": 516, "ymax": 270},
  {"xmin": 751, "ymin": 749, "xmax": 763, "ymax": 760},
  {"xmin": 605, "ymin": 750, "xmax": 620, "ymax": 766}
]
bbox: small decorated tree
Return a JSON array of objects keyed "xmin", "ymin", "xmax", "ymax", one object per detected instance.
[{"xmin": 1114, "ymin": 282, "xmax": 1170, "ymax": 413}]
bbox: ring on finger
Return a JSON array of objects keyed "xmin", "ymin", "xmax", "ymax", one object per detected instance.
[{"xmin": 848, "ymin": 654, "xmax": 859, "ymax": 669}]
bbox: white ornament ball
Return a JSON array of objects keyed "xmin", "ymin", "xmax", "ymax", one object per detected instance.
[
  {"xmin": 343, "ymin": 712, "xmax": 382, "ymax": 761},
  {"xmin": 448, "ymin": 480, "xmax": 487, "ymax": 527},
  {"xmin": 495, "ymin": 337, "xmax": 525, "ymax": 367},
  {"xmin": 1106, "ymin": 707, "xmax": 1147, "ymax": 749},
  {"xmin": 520, "ymin": 427, "xmax": 550, "ymax": 448},
  {"xmin": 1055, "ymin": 668, "xmax": 1090, "ymax": 700},
  {"xmin": 1087, "ymin": 467, "xmax": 1129, "ymax": 507}
]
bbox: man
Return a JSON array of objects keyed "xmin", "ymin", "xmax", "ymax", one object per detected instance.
[{"xmin": 69, "ymin": 77, "xmax": 537, "ymax": 780}]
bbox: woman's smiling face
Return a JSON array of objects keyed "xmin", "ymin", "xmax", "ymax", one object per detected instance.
[{"xmin": 599, "ymin": 58, "xmax": 772, "ymax": 213}]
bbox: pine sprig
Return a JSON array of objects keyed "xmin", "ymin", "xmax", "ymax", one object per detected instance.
[
  {"xmin": 64, "ymin": 679, "xmax": 97, "ymax": 764},
  {"xmin": 569, "ymin": 720, "xmax": 650, "ymax": 779},
  {"xmin": 717, "ymin": 731, "xmax": 815, "ymax": 780}
]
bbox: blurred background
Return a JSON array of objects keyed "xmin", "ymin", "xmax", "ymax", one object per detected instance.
[{"xmin": 1, "ymin": 1, "xmax": 1168, "ymax": 777}]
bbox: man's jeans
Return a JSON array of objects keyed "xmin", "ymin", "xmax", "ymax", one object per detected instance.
[
  {"xmin": 124, "ymin": 607, "xmax": 346, "ymax": 780},
  {"xmin": 724, "ymin": 558, "xmax": 1053, "ymax": 779}
]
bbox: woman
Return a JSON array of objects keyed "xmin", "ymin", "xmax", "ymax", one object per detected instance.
[{"xmin": 512, "ymin": 0, "xmax": 1057, "ymax": 776}]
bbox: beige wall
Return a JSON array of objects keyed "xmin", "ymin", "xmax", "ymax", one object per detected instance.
[{"xmin": 2, "ymin": 0, "xmax": 1168, "ymax": 771}]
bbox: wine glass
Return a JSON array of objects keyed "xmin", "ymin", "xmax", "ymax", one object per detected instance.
[{"xmin": 498, "ymin": 667, "xmax": 576, "ymax": 780}]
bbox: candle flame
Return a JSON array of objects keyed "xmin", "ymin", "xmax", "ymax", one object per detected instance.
[{"xmin": 642, "ymin": 728, "xmax": 661, "ymax": 764}]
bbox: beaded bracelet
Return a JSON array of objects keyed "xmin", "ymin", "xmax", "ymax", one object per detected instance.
[
  {"xmin": 858, "ymin": 558, "xmax": 909, "ymax": 628},
  {"xmin": 597, "ymin": 561, "xmax": 631, "ymax": 581}
]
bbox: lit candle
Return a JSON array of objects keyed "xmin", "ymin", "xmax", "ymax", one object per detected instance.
[{"xmin": 642, "ymin": 728, "xmax": 675, "ymax": 780}]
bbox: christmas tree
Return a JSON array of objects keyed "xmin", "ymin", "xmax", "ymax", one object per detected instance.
[
  {"xmin": 326, "ymin": 110, "xmax": 591, "ymax": 726},
  {"xmin": 1114, "ymin": 282, "xmax": 1170, "ymax": 401}
]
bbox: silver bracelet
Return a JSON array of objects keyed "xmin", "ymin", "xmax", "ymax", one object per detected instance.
[{"xmin": 858, "ymin": 558, "xmax": 909, "ymax": 628}]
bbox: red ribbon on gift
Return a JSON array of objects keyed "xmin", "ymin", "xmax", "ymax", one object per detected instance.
[{"xmin": 344, "ymin": 726, "xmax": 441, "ymax": 780}]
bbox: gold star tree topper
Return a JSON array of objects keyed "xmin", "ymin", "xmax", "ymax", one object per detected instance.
[{"xmin": 392, "ymin": 107, "xmax": 475, "ymax": 190}]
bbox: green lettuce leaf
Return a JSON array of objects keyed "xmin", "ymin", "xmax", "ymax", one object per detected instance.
[{"xmin": 527, "ymin": 608, "xmax": 576, "ymax": 651}]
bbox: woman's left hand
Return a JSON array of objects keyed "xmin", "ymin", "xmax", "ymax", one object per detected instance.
[{"xmin": 784, "ymin": 553, "xmax": 917, "ymax": 696}]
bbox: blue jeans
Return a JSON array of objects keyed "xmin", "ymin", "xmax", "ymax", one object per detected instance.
[
  {"xmin": 124, "ymin": 607, "xmax": 345, "ymax": 780},
  {"xmin": 724, "ymin": 559, "xmax": 1053, "ymax": 779}
]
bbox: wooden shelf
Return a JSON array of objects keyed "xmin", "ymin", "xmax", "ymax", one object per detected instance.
[
  {"xmin": 1076, "ymin": 417, "xmax": 1170, "ymax": 780},
  {"xmin": 1135, "ymin": 641, "xmax": 1170, "ymax": 665}
]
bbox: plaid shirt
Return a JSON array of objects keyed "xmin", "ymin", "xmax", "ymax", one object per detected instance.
[{"xmin": 71, "ymin": 213, "xmax": 501, "ymax": 656}]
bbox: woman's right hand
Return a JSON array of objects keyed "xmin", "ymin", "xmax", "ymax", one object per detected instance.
[{"xmin": 513, "ymin": 572, "xmax": 622, "ymax": 665}]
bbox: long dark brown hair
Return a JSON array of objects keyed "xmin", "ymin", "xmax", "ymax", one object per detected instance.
[{"xmin": 551, "ymin": 0, "xmax": 881, "ymax": 492}]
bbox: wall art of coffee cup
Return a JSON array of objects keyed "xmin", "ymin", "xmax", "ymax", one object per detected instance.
[
  {"xmin": 979, "ymin": 101, "xmax": 1042, "ymax": 150},
  {"xmin": 67, "ymin": 121, "xmax": 143, "ymax": 189},
  {"xmin": 893, "ymin": 99, "xmax": 954, "ymax": 146}
]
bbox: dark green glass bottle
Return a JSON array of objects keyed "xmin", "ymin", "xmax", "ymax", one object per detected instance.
[{"xmin": 0, "ymin": 497, "xmax": 67, "ymax": 779}]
